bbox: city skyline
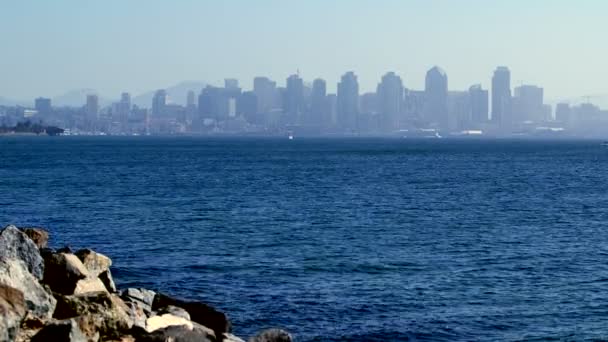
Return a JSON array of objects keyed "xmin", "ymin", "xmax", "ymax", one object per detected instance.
[{"xmin": 2, "ymin": 1, "xmax": 608, "ymax": 101}]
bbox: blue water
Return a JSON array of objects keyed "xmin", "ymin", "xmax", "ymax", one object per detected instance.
[{"xmin": 2, "ymin": 137, "xmax": 608, "ymax": 341}]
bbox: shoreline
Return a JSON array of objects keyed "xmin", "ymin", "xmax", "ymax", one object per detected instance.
[{"xmin": 0, "ymin": 224, "xmax": 291, "ymax": 342}]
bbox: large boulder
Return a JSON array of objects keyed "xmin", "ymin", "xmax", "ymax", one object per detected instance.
[
  {"xmin": 0, "ymin": 258, "xmax": 56, "ymax": 320},
  {"xmin": 21, "ymin": 228, "xmax": 49, "ymax": 249},
  {"xmin": 74, "ymin": 249, "xmax": 111, "ymax": 277},
  {"xmin": 156, "ymin": 305, "xmax": 190, "ymax": 321},
  {"xmin": 31, "ymin": 319, "xmax": 88, "ymax": 342},
  {"xmin": 0, "ymin": 225, "xmax": 44, "ymax": 279},
  {"xmin": 249, "ymin": 329, "xmax": 292, "ymax": 342},
  {"xmin": 121, "ymin": 288, "xmax": 156, "ymax": 315},
  {"xmin": 54, "ymin": 291, "xmax": 133, "ymax": 340},
  {"xmin": 43, "ymin": 252, "xmax": 108, "ymax": 295},
  {"xmin": 145, "ymin": 313, "xmax": 193, "ymax": 333},
  {"xmin": 0, "ymin": 284, "xmax": 26, "ymax": 342},
  {"xmin": 152, "ymin": 293, "xmax": 231, "ymax": 337},
  {"xmin": 136, "ymin": 324, "xmax": 214, "ymax": 342}
]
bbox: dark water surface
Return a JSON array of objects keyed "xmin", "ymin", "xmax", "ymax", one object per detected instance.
[{"xmin": 2, "ymin": 137, "xmax": 608, "ymax": 341}]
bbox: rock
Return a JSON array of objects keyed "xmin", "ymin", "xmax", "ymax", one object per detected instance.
[
  {"xmin": 21, "ymin": 228, "xmax": 50, "ymax": 249},
  {"xmin": 156, "ymin": 305, "xmax": 190, "ymax": 321},
  {"xmin": 0, "ymin": 284, "xmax": 26, "ymax": 342},
  {"xmin": 136, "ymin": 325, "xmax": 213, "ymax": 342},
  {"xmin": 121, "ymin": 288, "xmax": 156, "ymax": 314},
  {"xmin": 99, "ymin": 270, "xmax": 117, "ymax": 293},
  {"xmin": 57, "ymin": 246, "xmax": 73, "ymax": 254},
  {"xmin": 43, "ymin": 253, "xmax": 88, "ymax": 295},
  {"xmin": 225, "ymin": 333, "xmax": 246, "ymax": 342},
  {"xmin": 31, "ymin": 319, "xmax": 88, "ymax": 342},
  {"xmin": 54, "ymin": 291, "xmax": 133, "ymax": 340},
  {"xmin": 0, "ymin": 258, "xmax": 56, "ymax": 320},
  {"xmin": 75, "ymin": 249, "xmax": 112, "ymax": 277},
  {"xmin": 124, "ymin": 301, "xmax": 147, "ymax": 330},
  {"xmin": 0, "ymin": 225, "xmax": 45, "ymax": 279},
  {"xmin": 74, "ymin": 277, "xmax": 108, "ymax": 295},
  {"xmin": 15, "ymin": 312, "xmax": 47, "ymax": 342},
  {"xmin": 153, "ymin": 293, "xmax": 231, "ymax": 337},
  {"xmin": 249, "ymin": 329, "xmax": 292, "ymax": 342},
  {"xmin": 145, "ymin": 313, "xmax": 193, "ymax": 333}
]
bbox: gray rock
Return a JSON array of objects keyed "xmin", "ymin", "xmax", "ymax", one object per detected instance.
[
  {"xmin": 0, "ymin": 225, "xmax": 45, "ymax": 279},
  {"xmin": 31, "ymin": 319, "xmax": 88, "ymax": 342},
  {"xmin": 136, "ymin": 325, "xmax": 213, "ymax": 342},
  {"xmin": 0, "ymin": 284, "xmax": 26, "ymax": 342},
  {"xmin": 0, "ymin": 258, "xmax": 56, "ymax": 320},
  {"xmin": 124, "ymin": 301, "xmax": 147, "ymax": 330},
  {"xmin": 249, "ymin": 329, "xmax": 292, "ymax": 342},
  {"xmin": 156, "ymin": 305, "xmax": 191, "ymax": 321},
  {"xmin": 21, "ymin": 228, "xmax": 50, "ymax": 249},
  {"xmin": 121, "ymin": 288, "xmax": 156, "ymax": 314}
]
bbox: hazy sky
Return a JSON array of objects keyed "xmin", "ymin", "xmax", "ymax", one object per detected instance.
[{"xmin": 1, "ymin": 0, "xmax": 606, "ymax": 101}]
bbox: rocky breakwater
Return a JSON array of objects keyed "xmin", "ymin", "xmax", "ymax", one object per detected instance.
[{"xmin": 0, "ymin": 225, "xmax": 292, "ymax": 342}]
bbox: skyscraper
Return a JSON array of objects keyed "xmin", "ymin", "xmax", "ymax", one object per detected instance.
[
  {"xmin": 253, "ymin": 77, "xmax": 277, "ymax": 115},
  {"xmin": 284, "ymin": 74, "xmax": 304, "ymax": 125},
  {"xmin": 469, "ymin": 84, "xmax": 489, "ymax": 125},
  {"xmin": 34, "ymin": 97, "xmax": 52, "ymax": 116},
  {"xmin": 337, "ymin": 71, "xmax": 359, "ymax": 132},
  {"xmin": 310, "ymin": 78, "xmax": 327, "ymax": 126},
  {"xmin": 152, "ymin": 90, "xmax": 167, "ymax": 116},
  {"xmin": 513, "ymin": 85, "xmax": 544, "ymax": 123},
  {"xmin": 555, "ymin": 103, "xmax": 571, "ymax": 124},
  {"xmin": 424, "ymin": 66, "xmax": 449, "ymax": 131},
  {"xmin": 85, "ymin": 94, "xmax": 99, "ymax": 119},
  {"xmin": 492, "ymin": 67, "xmax": 512, "ymax": 129},
  {"xmin": 377, "ymin": 72, "xmax": 404, "ymax": 132}
]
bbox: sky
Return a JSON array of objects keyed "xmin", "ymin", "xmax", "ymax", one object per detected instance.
[{"xmin": 1, "ymin": 0, "xmax": 607, "ymax": 102}]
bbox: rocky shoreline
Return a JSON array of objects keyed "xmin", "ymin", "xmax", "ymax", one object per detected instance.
[{"xmin": 0, "ymin": 225, "xmax": 291, "ymax": 342}]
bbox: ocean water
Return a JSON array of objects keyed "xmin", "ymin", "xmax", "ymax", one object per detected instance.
[{"xmin": 2, "ymin": 137, "xmax": 608, "ymax": 341}]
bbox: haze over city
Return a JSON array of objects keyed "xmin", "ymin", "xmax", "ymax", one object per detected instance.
[{"xmin": 1, "ymin": 0, "xmax": 607, "ymax": 101}]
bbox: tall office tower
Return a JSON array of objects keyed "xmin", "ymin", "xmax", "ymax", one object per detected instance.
[
  {"xmin": 555, "ymin": 103, "xmax": 571, "ymax": 124},
  {"xmin": 187, "ymin": 91, "xmax": 196, "ymax": 108},
  {"xmin": 403, "ymin": 89, "xmax": 426, "ymax": 122},
  {"xmin": 118, "ymin": 92, "xmax": 131, "ymax": 121},
  {"xmin": 253, "ymin": 77, "xmax": 277, "ymax": 114},
  {"xmin": 310, "ymin": 78, "xmax": 327, "ymax": 126},
  {"xmin": 85, "ymin": 94, "xmax": 99, "ymax": 119},
  {"xmin": 237, "ymin": 91, "xmax": 258, "ymax": 124},
  {"xmin": 424, "ymin": 66, "xmax": 449, "ymax": 131},
  {"xmin": 284, "ymin": 74, "xmax": 304, "ymax": 125},
  {"xmin": 152, "ymin": 90, "xmax": 167, "ymax": 116},
  {"xmin": 225, "ymin": 79, "xmax": 239, "ymax": 90},
  {"xmin": 448, "ymin": 91, "xmax": 472, "ymax": 131},
  {"xmin": 492, "ymin": 66, "xmax": 512, "ymax": 128},
  {"xmin": 377, "ymin": 72, "xmax": 404, "ymax": 132},
  {"xmin": 198, "ymin": 86, "xmax": 223, "ymax": 120},
  {"xmin": 469, "ymin": 84, "xmax": 489, "ymax": 125},
  {"xmin": 337, "ymin": 71, "xmax": 359, "ymax": 132},
  {"xmin": 513, "ymin": 85, "xmax": 544, "ymax": 123},
  {"xmin": 34, "ymin": 97, "xmax": 52, "ymax": 116}
]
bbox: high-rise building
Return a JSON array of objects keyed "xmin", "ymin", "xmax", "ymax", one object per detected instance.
[
  {"xmin": 377, "ymin": 72, "xmax": 404, "ymax": 132},
  {"xmin": 187, "ymin": 91, "xmax": 196, "ymax": 108},
  {"xmin": 492, "ymin": 67, "xmax": 512, "ymax": 128},
  {"xmin": 555, "ymin": 103, "xmax": 571, "ymax": 124},
  {"xmin": 424, "ymin": 66, "xmax": 449, "ymax": 131},
  {"xmin": 513, "ymin": 85, "xmax": 544, "ymax": 123},
  {"xmin": 152, "ymin": 90, "xmax": 167, "ymax": 116},
  {"xmin": 337, "ymin": 71, "xmax": 359, "ymax": 131},
  {"xmin": 198, "ymin": 86, "xmax": 224, "ymax": 120},
  {"xmin": 310, "ymin": 78, "xmax": 328, "ymax": 126},
  {"xmin": 34, "ymin": 98, "xmax": 52, "ymax": 116},
  {"xmin": 448, "ymin": 91, "xmax": 472, "ymax": 131},
  {"xmin": 225, "ymin": 79, "xmax": 239, "ymax": 90},
  {"xmin": 85, "ymin": 94, "xmax": 99, "ymax": 119},
  {"xmin": 237, "ymin": 91, "xmax": 258, "ymax": 124},
  {"xmin": 253, "ymin": 77, "xmax": 277, "ymax": 114},
  {"xmin": 469, "ymin": 84, "xmax": 489, "ymax": 125},
  {"xmin": 284, "ymin": 74, "xmax": 304, "ymax": 125}
]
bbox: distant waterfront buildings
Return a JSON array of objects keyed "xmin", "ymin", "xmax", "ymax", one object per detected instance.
[
  {"xmin": 151, "ymin": 90, "xmax": 167, "ymax": 117},
  {"xmin": 492, "ymin": 66, "xmax": 512, "ymax": 129},
  {"xmin": 377, "ymin": 72, "xmax": 404, "ymax": 133},
  {"xmin": 469, "ymin": 85, "xmax": 489, "ymax": 125},
  {"xmin": 337, "ymin": 71, "xmax": 359, "ymax": 132},
  {"xmin": 424, "ymin": 66, "xmax": 449, "ymax": 132}
]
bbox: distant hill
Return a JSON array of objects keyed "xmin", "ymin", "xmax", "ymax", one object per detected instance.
[
  {"xmin": 132, "ymin": 81, "xmax": 207, "ymax": 108},
  {"xmin": 52, "ymin": 89, "xmax": 111, "ymax": 108},
  {"xmin": 0, "ymin": 97, "xmax": 28, "ymax": 107}
]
